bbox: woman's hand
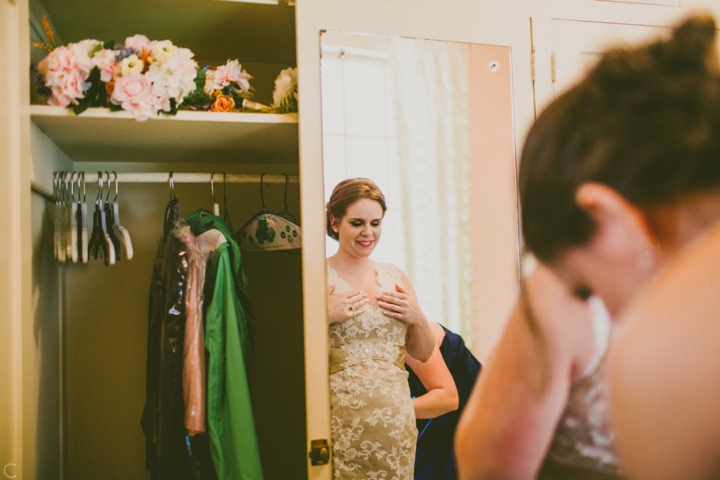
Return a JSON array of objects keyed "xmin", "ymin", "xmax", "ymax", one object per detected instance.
[
  {"xmin": 377, "ymin": 284, "xmax": 427, "ymax": 326},
  {"xmin": 327, "ymin": 285, "xmax": 369, "ymax": 325}
]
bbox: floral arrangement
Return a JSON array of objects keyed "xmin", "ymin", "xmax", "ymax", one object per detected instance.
[
  {"xmin": 32, "ymin": 16, "xmax": 297, "ymax": 121},
  {"xmin": 182, "ymin": 60, "xmax": 264, "ymax": 113},
  {"xmin": 35, "ymin": 33, "xmax": 199, "ymax": 121}
]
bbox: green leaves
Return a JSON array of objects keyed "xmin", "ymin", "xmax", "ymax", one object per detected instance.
[{"xmin": 70, "ymin": 66, "xmax": 106, "ymax": 115}]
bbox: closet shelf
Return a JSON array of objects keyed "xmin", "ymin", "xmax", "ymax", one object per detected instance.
[{"xmin": 30, "ymin": 105, "xmax": 299, "ymax": 164}]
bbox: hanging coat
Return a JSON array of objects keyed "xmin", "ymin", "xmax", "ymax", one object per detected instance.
[
  {"xmin": 188, "ymin": 210, "xmax": 263, "ymax": 480},
  {"xmin": 142, "ymin": 202, "xmax": 216, "ymax": 480},
  {"xmin": 142, "ymin": 199, "xmax": 194, "ymax": 480}
]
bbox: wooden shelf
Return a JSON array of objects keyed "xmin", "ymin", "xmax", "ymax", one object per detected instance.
[{"xmin": 30, "ymin": 105, "xmax": 298, "ymax": 164}]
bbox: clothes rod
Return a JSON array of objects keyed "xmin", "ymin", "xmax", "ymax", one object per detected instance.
[{"xmin": 59, "ymin": 172, "xmax": 299, "ymax": 184}]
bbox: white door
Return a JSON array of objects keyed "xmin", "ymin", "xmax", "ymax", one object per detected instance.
[
  {"xmin": 295, "ymin": 1, "xmax": 533, "ymax": 477},
  {"xmin": 550, "ymin": 20, "xmax": 672, "ymax": 99}
]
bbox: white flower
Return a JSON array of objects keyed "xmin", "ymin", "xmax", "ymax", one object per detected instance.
[
  {"xmin": 92, "ymin": 49, "xmax": 117, "ymax": 82},
  {"xmin": 151, "ymin": 40, "xmax": 178, "ymax": 63},
  {"xmin": 203, "ymin": 70, "xmax": 216, "ymax": 95},
  {"xmin": 272, "ymin": 67, "xmax": 298, "ymax": 107},
  {"xmin": 119, "ymin": 54, "xmax": 144, "ymax": 77},
  {"xmin": 70, "ymin": 39, "xmax": 102, "ymax": 74},
  {"xmin": 145, "ymin": 47, "xmax": 197, "ymax": 110}
]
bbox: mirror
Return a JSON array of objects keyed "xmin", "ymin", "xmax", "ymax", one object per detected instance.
[
  {"xmin": 320, "ymin": 31, "xmax": 520, "ymax": 356},
  {"xmin": 321, "ymin": 32, "xmax": 519, "ymax": 478}
]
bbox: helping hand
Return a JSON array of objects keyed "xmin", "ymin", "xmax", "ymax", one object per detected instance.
[{"xmin": 327, "ymin": 285, "xmax": 370, "ymax": 324}]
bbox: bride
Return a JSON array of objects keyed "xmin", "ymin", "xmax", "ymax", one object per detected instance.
[{"xmin": 325, "ymin": 177, "xmax": 439, "ymax": 479}]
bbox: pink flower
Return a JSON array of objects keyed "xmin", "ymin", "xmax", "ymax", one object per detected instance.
[
  {"xmin": 46, "ymin": 46, "xmax": 78, "ymax": 74},
  {"xmin": 111, "ymin": 75, "xmax": 157, "ymax": 121},
  {"xmin": 211, "ymin": 60, "xmax": 252, "ymax": 92},
  {"xmin": 92, "ymin": 49, "xmax": 117, "ymax": 82},
  {"xmin": 112, "ymin": 75, "xmax": 151, "ymax": 103},
  {"xmin": 125, "ymin": 34, "xmax": 150, "ymax": 52},
  {"xmin": 49, "ymin": 69, "xmax": 89, "ymax": 107}
]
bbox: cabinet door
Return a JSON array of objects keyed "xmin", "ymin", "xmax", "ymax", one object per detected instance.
[
  {"xmin": 551, "ymin": 20, "xmax": 671, "ymax": 98},
  {"xmin": 295, "ymin": 1, "xmax": 532, "ymax": 478}
]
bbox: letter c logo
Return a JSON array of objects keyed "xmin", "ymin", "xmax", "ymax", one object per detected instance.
[{"xmin": 3, "ymin": 463, "xmax": 16, "ymax": 478}]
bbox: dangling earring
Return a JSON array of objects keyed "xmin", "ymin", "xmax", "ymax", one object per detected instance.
[{"xmin": 636, "ymin": 249, "xmax": 656, "ymax": 273}]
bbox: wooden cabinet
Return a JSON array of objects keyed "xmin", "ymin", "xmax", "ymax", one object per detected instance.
[{"xmin": 6, "ymin": 1, "xmax": 308, "ymax": 479}]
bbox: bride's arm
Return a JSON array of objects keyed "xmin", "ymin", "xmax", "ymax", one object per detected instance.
[{"xmin": 377, "ymin": 270, "xmax": 435, "ymax": 362}]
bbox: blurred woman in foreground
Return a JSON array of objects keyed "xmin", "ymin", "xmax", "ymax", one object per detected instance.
[{"xmin": 457, "ymin": 14, "xmax": 720, "ymax": 480}]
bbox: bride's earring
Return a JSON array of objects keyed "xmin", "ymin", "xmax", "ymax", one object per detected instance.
[{"xmin": 636, "ymin": 249, "xmax": 656, "ymax": 274}]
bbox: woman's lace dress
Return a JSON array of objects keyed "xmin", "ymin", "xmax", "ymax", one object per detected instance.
[
  {"xmin": 327, "ymin": 261, "xmax": 418, "ymax": 479},
  {"xmin": 538, "ymin": 297, "xmax": 625, "ymax": 480}
]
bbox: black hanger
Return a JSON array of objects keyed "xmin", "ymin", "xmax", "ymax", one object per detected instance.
[
  {"xmin": 68, "ymin": 172, "xmax": 79, "ymax": 263},
  {"xmin": 223, "ymin": 172, "xmax": 234, "ymax": 231},
  {"xmin": 78, "ymin": 172, "xmax": 89, "ymax": 263},
  {"xmin": 278, "ymin": 173, "xmax": 298, "ymax": 224},
  {"xmin": 88, "ymin": 171, "xmax": 116, "ymax": 266},
  {"xmin": 103, "ymin": 172, "xmax": 122, "ymax": 261}
]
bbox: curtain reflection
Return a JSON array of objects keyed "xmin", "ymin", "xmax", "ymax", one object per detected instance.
[{"xmin": 321, "ymin": 35, "xmax": 474, "ymax": 341}]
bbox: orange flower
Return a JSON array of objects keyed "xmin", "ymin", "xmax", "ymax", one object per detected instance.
[
  {"xmin": 211, "ymin": 95, "xmax": 235, "ymax": 113},
  {"xmin": 42, "ymin": 15, "xmax": 55, "ymax": 45},
  {"xmin": 105, "ymin": 80, "xmax": 115, "ymax": 97},
  {"xmin": 140, "ymin": 48, "xmax": 152, "ymax": 71}
]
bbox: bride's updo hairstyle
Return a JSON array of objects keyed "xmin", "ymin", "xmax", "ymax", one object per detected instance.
[
  {"xmin": 520, "ymin": 15, "xmax": 720, "ymax": 262},
  {"xmin": 326, "ymin": 178, "xmax": 387, "ymax": 240}
]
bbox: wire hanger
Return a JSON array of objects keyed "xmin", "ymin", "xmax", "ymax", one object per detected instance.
[
  {"xmin": 278, "ymin": 173, "xmax": 298, "ymax": 224},
  {"xmin": 169, "ymin": 171, "xmax": 176, "ymax": 200},
  {"xmin": 211, "ymin": 172, "xmax": 220, "ymax": 216}
]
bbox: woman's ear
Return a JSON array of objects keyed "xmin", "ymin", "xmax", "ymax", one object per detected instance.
[
  {"xmin": 575, "ymin": 182, "xmax": 659, "ymax": 256},
  {"xmin": 330, "ymin": 216, "xmax": 339, "ymax": 232}
]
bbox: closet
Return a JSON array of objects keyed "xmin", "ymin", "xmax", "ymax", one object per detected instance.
[
  {"xmin": 5, "ymin": 0, "xmax": 720, "ymax": 479},
  {"xmin": 11, "ymin": 0, "xmax": 306, "ymax": 478}
]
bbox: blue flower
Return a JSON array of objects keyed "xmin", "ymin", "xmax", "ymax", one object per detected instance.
[{"xmin": 114, "ymin": 47, "xmax": 138, "ymax": 62}]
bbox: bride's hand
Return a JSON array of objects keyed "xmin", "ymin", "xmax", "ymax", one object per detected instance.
[
  {"xmin": 377, "ymin": 284, "xmax": 427, "ymax": 326},
  {"xmin": 327, "ymin": 285, "xmax": 369, "ymax": 325}
]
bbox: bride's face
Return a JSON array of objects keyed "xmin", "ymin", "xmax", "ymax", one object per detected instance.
[{"xmin": 334, "ymin": 198, "xmax": 384, "ymax": 258}]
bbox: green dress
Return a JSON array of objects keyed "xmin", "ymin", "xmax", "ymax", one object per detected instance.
[{"xmin": 188, "ymin": 210, "xmax": 263, "ymax": 480}]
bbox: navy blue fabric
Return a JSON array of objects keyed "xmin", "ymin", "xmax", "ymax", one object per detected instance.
[{"xmin": 407, "ymin": 325, "xmax": 481, "ymax": 480}]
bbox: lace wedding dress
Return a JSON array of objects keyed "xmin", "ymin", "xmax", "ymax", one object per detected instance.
[{"xmin": 327, "ymin": 261, "xmax": 418, "ymax": 479}]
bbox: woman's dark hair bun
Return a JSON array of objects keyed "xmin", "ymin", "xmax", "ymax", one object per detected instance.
[{"xmin": 668, "ymin": 15, "xmax": 717, "ymax": 66}]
